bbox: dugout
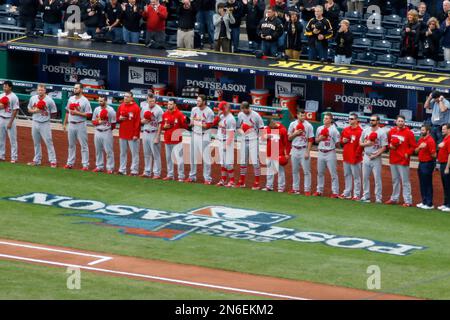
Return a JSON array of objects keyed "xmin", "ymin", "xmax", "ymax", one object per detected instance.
[{"xmin": 1, "ymin": 35, "xmax": 450, "ymax": 126}]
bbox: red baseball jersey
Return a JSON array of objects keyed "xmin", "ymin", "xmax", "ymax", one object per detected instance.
[
  {"xmin": 117, "ymin": 102, "xmax": 141, "ymax": 140},
  {"xmin": 161, "ymin": 108, "xmax": 186, "ymax": 144},
  {"xmin": 388, "ymin": 126, "xmax": 417, "ymax": 166},
  {"xmin": 417, "ymin": 135, "xmax": 436, "ymax": 163},
  {"xmin": 438, "ymin": 135, "xmax": 450, "ymax": 164},
  {"xmin": 341, "ymin": 125, "xmax": 363, "ymax": 164}
]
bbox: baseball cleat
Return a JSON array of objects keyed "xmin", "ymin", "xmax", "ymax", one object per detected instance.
[
  {"xmin": 234, "ymin": 182, "xmax": 246, "ymax": 188},
  {"xmin": 81, "ymin": 167, "xmax": 89, "ymax": 171},
  {"xmin": 313, "ymin": 192, "xmax": 322, "ymax": 197},
  {"xmin": 402, "ymin": 203, "xmax": 412, "ymax": 208},
  {"xmin": 10, "ymin": 160, "xmax": 17, "ymax": 164},
  {"xmin": 152, "ymin": 175, "xmax": 161, "ymax": 180},
  {"xmin": 203, "ymin": 181, "xmax": 212, "ymax": 185},
  {"xmin": 27, "ymin": 161, "xmax": 40, "ymax": 166},
  {"xmin": 184, "ymin": 178, "xmax": 195, "ymax": 183},
  {"xmin": 385, "ymin": 199, "xmax": 398, "ymax": 205},
  {"xmin": 288, "ymin": 190, "xmax": 300, "ymax": 195},
  {"xmin": 92, "ymin": 168, "xmax": 104, "ymax": 173},
  {"xmin": 416, "ymin": 203, "xmax": 424, "ymax": 208},
  {"xmin": 421, "ymin": 205, "xmax": 434, "ymax": 210},
  {"xmin": 216, "ymin": 180, "xmax": 226, "ymax": 186},
  {"xmin": 304, "ymin": 191, "xmax": 311, "ymax": 196},
  {"xmin": 261, "ymin": 187, "xmax": 273, "ymax": 191},
  {"xmin": 64, "ymin": 164, "xmax": 73, "ymax": 169},
  {"xmin": 129, "ymin": 173, "xmax": 138, "ymax": 177},
  {"xmin": 441, "ymin": 207, "xmax": 450, "ymax": 212},
  {"xmin": 360, "ymin": 198, "xmax": 371, "ymax": 203},
  {"xmin": 251, "ymin": 183, "xmax": 261, "ymax": 190},
  {"xmin": 139, "ymin": 173, "xmax": 151, "ymax": 178},
  {"xmin": 177, "ymin": 178, "xmax": 185, "ymax": 182},
  {"xmin": 277, "ymin": 189, "xmax": 284, "ymax": 193},
  {"xmin": 330, "ymin": 194, "xmax": 339, "ymax": 199},
  {"xmin": 162, "ymin": 176, "xmax": 174, "ymax": 181},
  {"xmin": 50, "ymin": 163, "xmax": 57, "ymax": 168},
  {"xmin": 437, "ymin": 205, "xmax": 447, "ymax": 210},
  {"xmin": 338, "ymin": 193, "xmax": 352, "ymax": 200},
  {"xmin": 106, "ymin": 170, "xmax": 114, "ymax": 175},
  {"xmin": 351, "ymin": 196, "xmax": 360, "ymax": 201},
  {"xmin": 116, "ymin": 171, "xmax": 126, "ymax": 175},
  {"xmin": 225, "ymin": 180, "xmax": 234, "ymax": 188}
]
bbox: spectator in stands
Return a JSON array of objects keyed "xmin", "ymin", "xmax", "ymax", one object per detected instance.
[
  {"xmin": 196, "ymin": 0, "xmax": 216, "ymax": 49},
  {"xmin": 334, "ymin": 19, "xmax": 353, "ymax": 64},
  {"xmin": 258, "ymin": 6, "xmax": 284, "ymax": 57},
  {"xmin": 346, "ymin": 0, "xmax": 364, "ymax": 15},
  {"xmin": 39, "ymin": 0, "xmax": 63, "ymax": 35},
  {"xmin": 274, "ymin": 0, "xmax": 288, "ymax": 56},
  {"xmin": 304, "ymin": 5, "xmax": 333, "ymax": 62},
  {"xmin": 82, "ymin": 0, "xmax": 106, "ymax": 37},
  {"xmin": 213, "ymin": 3, "xmax": 234, "ymax": 52},
  {"xmin": 121, "ymin": 0, "xmax": 142, "ymax": 44},
  {"xmin": 324, "ymin": 0, "xmax": 340, "ymax": 32},
  {"xmin": 424, "ymin": 90, "xmax": 450, "ymax": 144},
  {"xmin": 63, "ymin": 0, "xmax": 83, "ymax": 36},
  {"xmin": 13, "ymin": 0, "xmax": 40, "ymax": 35},
  {"xmin": 142, "ymin": 0, "xmax": 168, "ymax": 47},
  {"xmin": 105, "ymin": 0, "xmax": 123, "ymax": 43},
  {"xmin": 438, "ymin": 1, "xmax": 450, "ymax": 23},
  {"xmin": 422, "ymin": 17, "xmax": 442, "ymax": 61},
  {"xmin": 296, "ymin": 0, "xmax": 323, "ymax": 23},
  {"xmin": 418, "ymin": 2, "xmax": 431, "ymax": 26},
  {"xmin": 225, "ymin": 0, "xmax": 244, "ymax": 52},
  {"xmin": 400, "ymin": 9, "xmax": 421, "ymax": 59},
  {"xmin": 442, "ymin": 7, "xmax": 450, "ymax": 61},
  {"xmin": 177, "ymin": 0, "xmax": 198, "ymax": 49},
  {"xmin": 284, "ymin": 9, "xmax": 303, "ymax": 59},
  {"xmin": 244, "ymin": 0, "xmax": 265, "ymax": 50}
]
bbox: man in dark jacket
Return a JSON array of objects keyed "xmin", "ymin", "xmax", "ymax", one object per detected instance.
[
  {"xmin": 296, "ymin": 0, "xmax": 323, "ymax": 23},
  {"xmin": 82, "ymin": 0, "xmax": 106, "ymax": 36},
  {"xmin": 442, "ymin": 8, "xmax": 450, "ymax": 61},
  {"xmin": 39, "ymin": 0, "xmax": 63, "ymax": 35},
  {"xmin": 324, "ymin": 0, "xmax": 340, "ymax": 32},
  {"xmin": 258, "ymin": 6, "xmax": 284, "ymax": 57},
  {"xmin": 14, "ymin": 0, "xmax": 40, "ymax": 34},
  {"xmin": 225, "ymin": 0, "xmax": 244, "ymax": 52},
  {"xmin": 244, "ymin": 0, "xmax": 265, "ymax": 49},
  {"xmin": 304, "ymin": 5, "xmax": 333, "ymax": 62},
  {"xmin": 105, "ymin": 0, "xmax": 123, "ymax": 43},
  {"xmin": 334, "ymin": 19, "xmax": 353, "ymax": 64},
  {"xmin": 177, "ymin": 0, "xmax": 199, "ymax": 48},
  {"xmin": 196, "ymin": 0, "xmax": 215, "ymax": 49},
  {"xmin": 438, "ymin": 1, "xmax": 450, "ymax": 23}
]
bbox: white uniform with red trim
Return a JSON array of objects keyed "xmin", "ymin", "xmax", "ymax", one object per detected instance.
[
  {"xmin": 0, "ymin": 91, "xmax": 19, "ymax": 161},
  {"xmin": 140, "ymin": 102, "xmax": 163, "ymax": 176},
  {"xmin": 315, "ymin": 124, "xmax": 340, "ymax": 195},
  {"xmin": 92, "ymin": 106, "xmax": 116, "ymax": 171},
  {"xmin": 217, "ymin": 112, "xmax": 236, "ymax": 170}
]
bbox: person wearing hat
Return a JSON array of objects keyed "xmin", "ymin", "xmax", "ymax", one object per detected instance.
[
  {"xmin": 91, "ymin": 95, "xmax": 116, "ymax": 174},
  {"xmin": 339, "ymin": 113, "xmax": 363, "ymax": 200},
  {"xmin": 215, "ymin": 101, "xmax": 237, "ymax": 187},
  {"xmin": 287, "ymin": 108, "xmax": 314, "ymax": 195},
  {"xmin": 424, "ymin": 91, "xmax": 450, "ymax": 144},
  {"xmin": 385, "ymin": 115, "xmax": 417, "ymax": 207},
  {"xmin": 27, "ymin": 84, "xmax": 58, "ymax": 168},
  {"xmin": 261, "ymin": 118, "xmax": 290, "ymax": 192},
  {"xmin": 0, "ymin": 80, "xmax": 20, "ymax": 163},
  {"xmin": 314, "ymin": 112, "xmax": 340, "ymax": 197},
  {"xmin": 140, "ymin": 93, "xmax": 163, "ymax": 178},
  {"xmin": 258, "ymin": 6, "xmax": 284, "ymax": 57},
  {"xmin": 359, "ymin": 115, "xmax": 388, "ymax": 203},
  {"xmin": 284, "ymin": 9, "xmax": 303, "ymax": 60}
]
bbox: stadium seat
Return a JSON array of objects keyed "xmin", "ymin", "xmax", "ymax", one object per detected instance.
[
  {"xmin": 385, "ymin": 28, "xmax": 402, "ymax": 41},
  {"xmin": 300, "ymin": 46, "xmax": 309, "ymax": 59},
  {"xmin": 349, "ymin": 24, "xmax": 368, "ymax": 37},
  {"xmin": 0, "ymin": 16, "xmax": 16, "ymax": 26},
  {"xmin": 382, "ymin": 14, "xmax": 403, "ymax": 28},
  {"xmin": 390, "ymin": 42, "xmax": 401, "ymax": 54},
  {"xmin": 395, "ymin": 56, "xmax": 416, "ymax": 70},
  {"xmin": 363, "ymin": 12, "xmax": 382, "ymax": 24},
  {"xmin": 166, "ymin": 34, "xmax": 177, "ymax": 49},
  {"xmin": 353, "ymin": 37, "xmax": 372, "ymax": 52},
  {"xmin": 0, "ymin": 4, "xmax": 12, "ymax": 14},
  {"xmin": 416, "ymin": 59, "xmax": 436, "ymax": 71},
  {"xmin": 344, "ymin": 11, "xmax": 362, "ymax": 24},
  {"xmin": 371, "ymin": 40, "xmax": 392, "ymax": 54},
  {"xmin": 435, "ymin": 60, "xmax": 450, "ymax": 72},
  {"xmin": 366, "ymin": 26, "xmax": 385, "ymax": 40},
  {"xmin": 374, "ymin": 54, "xmax": 397, "ymax": 67},
  {"xmin": 166, "ymin": 20, "xmax": 178, "ymax": 35},
  {"xmin": 327, "ymin": 48, "xmax": 335, "ymax": 60},
  {"xmin": 354, "ymin": 52, "xmax": 377, "ymax": 65}
]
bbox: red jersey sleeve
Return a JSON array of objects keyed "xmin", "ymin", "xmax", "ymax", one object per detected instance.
[{"xmin": 407, "ymin": 131, "xmax": 417, "ymax": 155}]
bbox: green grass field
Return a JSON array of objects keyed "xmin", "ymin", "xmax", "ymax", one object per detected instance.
[{"xmin": 1, "ymin": 162, "xmax": 450, "ymax": 299}]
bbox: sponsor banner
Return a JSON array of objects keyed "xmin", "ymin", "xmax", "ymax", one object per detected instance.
[
  {"xmin": 5, "ymin": 193, "xmax": 427, "ymax": 256},
  {"xmin": 119, "ymin": 63, "xmax": 168, "ymax": 91},
  {"xmin": 128, "ymin": 66, "xmax": 159, "ymax": 85},
  {"xmin": 274, "ymin": 81, "xmax": 306, "ymax": 100}
]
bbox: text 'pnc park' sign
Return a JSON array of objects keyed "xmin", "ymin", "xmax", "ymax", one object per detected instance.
[{"xmin": 6, "ymin": 193, "xmax": 426, "ymax": 256}]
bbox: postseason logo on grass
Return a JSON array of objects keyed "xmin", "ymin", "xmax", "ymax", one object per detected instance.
[{"xmin": 7, "ymin": 193, "xmax": 426, "ymax": 256}]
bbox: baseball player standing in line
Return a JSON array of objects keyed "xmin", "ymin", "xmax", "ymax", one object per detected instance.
[
  {"xmin": 437, "ymin": 124, "xmax": 450, "ymax": 212},
  {"xmin": 0, "ymin": 80, "xmax": 19, "ymax": 163},
  {"xmin": 385, "ymin": 115, "xmax": 417, "ymax": 207},
  {"xmin": 287, "ymin": 108, "xmax": 314, "ymax": 195},
  {"xmin": 339, "ymin": 113, "xmax": 363, "ymax": 200},
  {"xmin": 26, "ymin": 84, "xmax": 58, "ymax": 168},
  {"xmin": 314, "ymin": 112, "xmax": 340, "ymax": 198},
  {"xmin": 161, "ymin": 99, "xmax": 187, "ymax": 181},
  {"xmin": 63, "ymin": 83, "xmax": 92, "ymax": 170},
  {"xmin": 140, "ymin": 93, "xmax": 163, "ymax": 179},
  {"xmin": 359, "ymin": 115, "xmax": 388, "ymax": 203},
  {"xmin": 186, "ymin": 95, "xmax": 215, "ymax": 184},
  {"xmin": 215, "ymin": 101, "xmax": 236, "ymax": 187},
  {"xmin": 236, "ymin": 102, "xmax": 264, "ymax": 190},
  {"xmin": 262, "ymin": 118, "xmax": 290, "ymax": 192},
  {"xmin": 415, "ymin": 125, "xmax": 436, "ymax": 210},
  {"xmin": 116, "ymin": 91, "xmax": 141, "ymax": 176},
  {"xmin": 91, "ymin": 95, "xmax": 116, "ymax": 174}
]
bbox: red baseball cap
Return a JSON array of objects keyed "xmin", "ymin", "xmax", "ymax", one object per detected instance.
[
  {"xmin": 99, "ymin": 109, "xmax": 109, "ymax": 120},
  {"xmin": 368, "ymin": 131, "xmax": 378, "ymax": 142},
  {"xmin": 320, "ymin": 127, "xmax": 329, "ymax": 137},
  {"xmin": 143, "ymin": 110, "xmax": 153, "ymax": 121}
]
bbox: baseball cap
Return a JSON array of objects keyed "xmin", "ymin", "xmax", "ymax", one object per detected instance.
[{"xmin": 431, "ymin": 90, "xmax": 441, "ymax": 99}]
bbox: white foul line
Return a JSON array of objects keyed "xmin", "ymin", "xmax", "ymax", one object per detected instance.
[
  {"xmin": 0, "ymin": 253, "xmax": 308, "ymax": 300},
  {"xmin": 0, "ymin": 241, "xmax": 112, "ymax": 266}
]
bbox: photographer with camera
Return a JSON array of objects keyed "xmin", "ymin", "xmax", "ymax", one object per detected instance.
[
  {"xmin": 82, "ymin": 0, "xmax": 106, "ymax": 37},
  {"xmin": 257, "ymin": 6, "xmax": 284, "ymax": 57},
  {"xmin": 142, "ymin": 0, "xmax": 168, "ymax": 48},
  {"xmin": 213, "ymin": 3, "xmax": 235, "ymax": 52},
  {"xmin": 304, "ymin": 5, "xmax": 333, "ymax": 62}
]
